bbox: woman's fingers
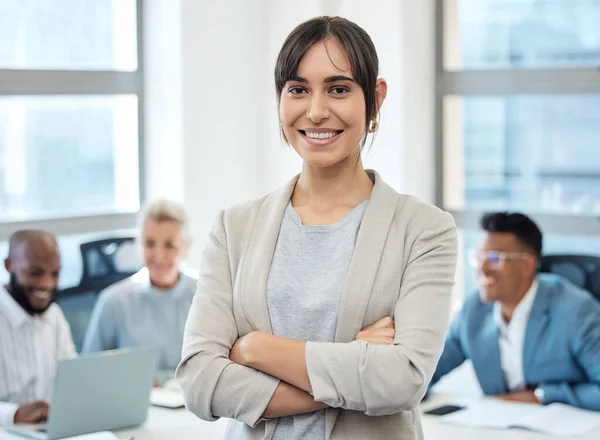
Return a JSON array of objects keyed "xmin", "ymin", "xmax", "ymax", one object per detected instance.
[{"xmin": 369, "ymin": 316, "xmax": 394, "ymax": 329}]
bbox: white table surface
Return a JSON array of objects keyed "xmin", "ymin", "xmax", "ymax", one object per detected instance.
[{"xmin": 3, "ymin": 396, "xmax": 599, "ymax": 440}]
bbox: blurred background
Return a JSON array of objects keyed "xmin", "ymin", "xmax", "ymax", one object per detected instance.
[{"xmin": 0, "ymin": 0, "xmax": 599, "ymax": 348}]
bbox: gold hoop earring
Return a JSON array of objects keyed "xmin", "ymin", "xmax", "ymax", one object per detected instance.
[{"xmin": 367, "ymin": 116, "xmax": 379, "ymax": 133}]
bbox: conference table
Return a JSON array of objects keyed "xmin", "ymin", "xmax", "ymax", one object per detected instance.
[{"xmin": 2, "ymin": 392, "xmax": 598, "ymax": 440}]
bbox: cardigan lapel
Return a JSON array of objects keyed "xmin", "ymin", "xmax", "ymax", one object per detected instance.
[
  {"xmin": 332, "ymin": 170, "xmax": 398, "ymax": 343},
  {"xmin": 239, "ymin": 175, "xmax": 298, "ymax": 333},
  {"xmin": 326, "ymin": 170, "xmax": 399, "ymax": 439}
]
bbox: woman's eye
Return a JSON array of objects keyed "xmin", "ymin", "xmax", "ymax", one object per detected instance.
[
  {"xmin": 288, "ymin": 86, "xmax": 307, "ymax": 95},
  {"xmin": 330, "ymin": 86, "xmax": 349, "ymax": 95}
]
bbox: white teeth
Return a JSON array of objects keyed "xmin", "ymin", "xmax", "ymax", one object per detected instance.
[
  {"xmin": 306, "ymin": 131, "xmax": 338, "ymax": 139},
  {"xmin": 32, "ymin": 291, "xmax": 52, "ymax": 300}
]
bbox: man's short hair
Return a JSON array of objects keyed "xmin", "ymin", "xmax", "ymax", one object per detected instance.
[
  {"xmin": 480, "ymin": 212, "xmax": 543, "ymax": 258},
  {"xmin": 7, "ymin": 230, "xmax": 58, "ymax": 260}
]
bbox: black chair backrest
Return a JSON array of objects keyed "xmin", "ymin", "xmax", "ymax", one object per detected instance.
[
  {"xmin": 539, "ymin": 254, "xmax": 600, "ymax": 301},
  {"xmin": 79, "ymin": 237, "xmax": 141, "ymax": 291},
  {"xmin": 56, "ymin": 236, "xmax": 141, "ymax": 352}
]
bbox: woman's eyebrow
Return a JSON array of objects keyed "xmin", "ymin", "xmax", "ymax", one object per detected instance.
[
  {"xmin": 287, "ymin": 75, "xmax": 355, "ymax": 84},
  {"xmin": 324, "ymin": 75, "xmax": 355, "ymax": 83},
  {"xmin": 288, "ymin": 76, "xmax": 307, "ymax": 83}
]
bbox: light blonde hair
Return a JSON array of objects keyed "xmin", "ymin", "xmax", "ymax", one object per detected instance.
[{"xmin": 138, "ymin": 199, "xmax": 192, "ymax": 244}]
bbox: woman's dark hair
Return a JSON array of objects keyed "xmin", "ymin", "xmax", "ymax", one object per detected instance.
[
  {"xmin": 274, "ymin": 16, "xmax": 379, "ymax": 146},
  {"xmin": 480, "ymin": 212, "xmax": 543, "ymax": 258}
]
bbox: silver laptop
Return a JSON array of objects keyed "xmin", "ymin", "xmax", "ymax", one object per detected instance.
[{"xmin": 8, "ymin": 347, "xmax": 158, "ymax": 440}]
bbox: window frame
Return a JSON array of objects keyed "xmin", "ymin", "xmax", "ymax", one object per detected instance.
[
  {"xmin": 0, "ymin": 0, "xmax": 145, "ymax": 241},
  {"xmin": 434, "ymin": 0, "xmax": 600, "ymax": 237}
]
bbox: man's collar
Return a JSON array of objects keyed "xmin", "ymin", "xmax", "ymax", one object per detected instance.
[{"xmin": 494, "ymin": 277, "xmax": 539, "ymax": 330}]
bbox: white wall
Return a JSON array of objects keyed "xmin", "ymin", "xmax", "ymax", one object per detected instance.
[
  {"xmin": 144, "ymin": 0, "xmax": 184, "ymax": 203},
  {"xmin": 145, "ymin": 0, "xmax": 436, "ymax": 268},
  {"xmin": 397, "ymin": 0, "xmax": 437, "ymax": 204},
  {"xmin": 179, "ymin": 0, "xmax": 271, "ymax": 265}
]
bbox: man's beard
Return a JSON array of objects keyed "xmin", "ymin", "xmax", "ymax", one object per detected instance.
[{"xmin": 8, "ymin": 273, "xmax": 57, "ymax": 315}]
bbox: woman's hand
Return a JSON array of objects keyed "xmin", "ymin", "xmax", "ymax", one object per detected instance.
[{"xmin": 355, "ymin": 316, "xmax": 395, "ymax": 345}]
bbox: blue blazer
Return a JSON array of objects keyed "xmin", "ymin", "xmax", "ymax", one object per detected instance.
[{"xmin": 430, "ymin": 274, "xmax": 600, "ymax": 411}]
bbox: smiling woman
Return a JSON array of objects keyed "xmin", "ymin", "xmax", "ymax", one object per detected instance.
[{"xmin": 177, "ymin": 16, "xmax": 458, "ymax": 440}]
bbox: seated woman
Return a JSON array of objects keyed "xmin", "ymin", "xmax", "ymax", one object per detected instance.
[{"xmin": 82, "ymin": 200, "xmax": 196, "ymax": 385}]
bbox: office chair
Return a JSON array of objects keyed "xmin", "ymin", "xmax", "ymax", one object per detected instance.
[
  {"xmin": 57, "ymin": 236, "xmax": 142, "ymax": 351},
  {"xmin": 79, "ymin": 236, "xmax": 141, "ymax": 291},
  {"xmin": 539, "ymin": 254, "xmax": 600, "ymax": 302}
]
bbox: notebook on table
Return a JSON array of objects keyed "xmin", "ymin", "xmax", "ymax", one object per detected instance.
[{"xmin": 440, "ymin": 399, "xmax": 600, "ymax": 437}]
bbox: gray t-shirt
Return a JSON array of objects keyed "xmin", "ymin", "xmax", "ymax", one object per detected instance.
[{"xmin": 266, "ymin": 200, "xmax": 367, "ymax": 440}]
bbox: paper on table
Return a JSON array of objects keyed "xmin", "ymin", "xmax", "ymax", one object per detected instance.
[
  {"xmin": 441, "ymin": 399, "xmax": 600, "ymax": 437},
  {"xmin": 514, "ymin": 403, "xmax": 600, "ymax": 437}
]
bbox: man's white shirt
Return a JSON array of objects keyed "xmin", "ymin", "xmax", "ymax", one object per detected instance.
[
  {"xmin": 494, "ymin": 278, "xmax": 539, "ymax": 392},
  {"xmin": 0, "ymin": 286, "xmax": 76, "ymax": 426}
]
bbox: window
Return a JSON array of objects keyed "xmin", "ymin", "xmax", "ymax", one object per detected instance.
[
  {"xmin": 0, "ymin": 96, "xmax": 139, "ymax": 222},
  {"xmin": 443, "ymin": 95, "xmax": 600, "ymax": 215},
  {"xmin": 444, "ymin": 0, "xmax": 600, "ymax": 70},
  {"xmin": 0, "ymin": 0, "xmax": 137, "ymax": 71},
  {"xmin": 0, "ymin": 0, "xmax": 143, "ymax": 240},
  {"xmin": 436, "ymin": 0, "xmax": 600, "ymax": 299}
]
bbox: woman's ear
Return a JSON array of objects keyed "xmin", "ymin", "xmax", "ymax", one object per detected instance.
[{"xmin": 375, "ymin": 78, "xmax": 388, "ymax": 114}]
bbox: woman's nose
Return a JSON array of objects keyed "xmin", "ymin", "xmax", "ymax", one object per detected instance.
[{"xmin": 307, "ymin": 96, "xmax": 329, "ymax": 123}]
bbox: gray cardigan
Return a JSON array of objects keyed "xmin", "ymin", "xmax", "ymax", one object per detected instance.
[{"xmin": 176, "ymin": 170, "xmax": 458, "ymax": 440}]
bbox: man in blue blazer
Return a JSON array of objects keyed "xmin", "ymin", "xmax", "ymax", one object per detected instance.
[{"xmin": 430, "ymin": 212, "xmax": 600, "ymax": 410}]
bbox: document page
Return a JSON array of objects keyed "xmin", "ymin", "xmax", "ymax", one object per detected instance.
[
  {"xmin": 441, "ymin": 399, "xmax": 600, "ymax": 436},
  {"xmin": 513, "ymin": 403, "xmax": 600, "ymax": 437}
]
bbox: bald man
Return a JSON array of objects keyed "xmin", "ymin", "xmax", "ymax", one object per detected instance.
[{"xmin": 0, "ymin": 230, "xmax": 76, "ymax": 427}]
